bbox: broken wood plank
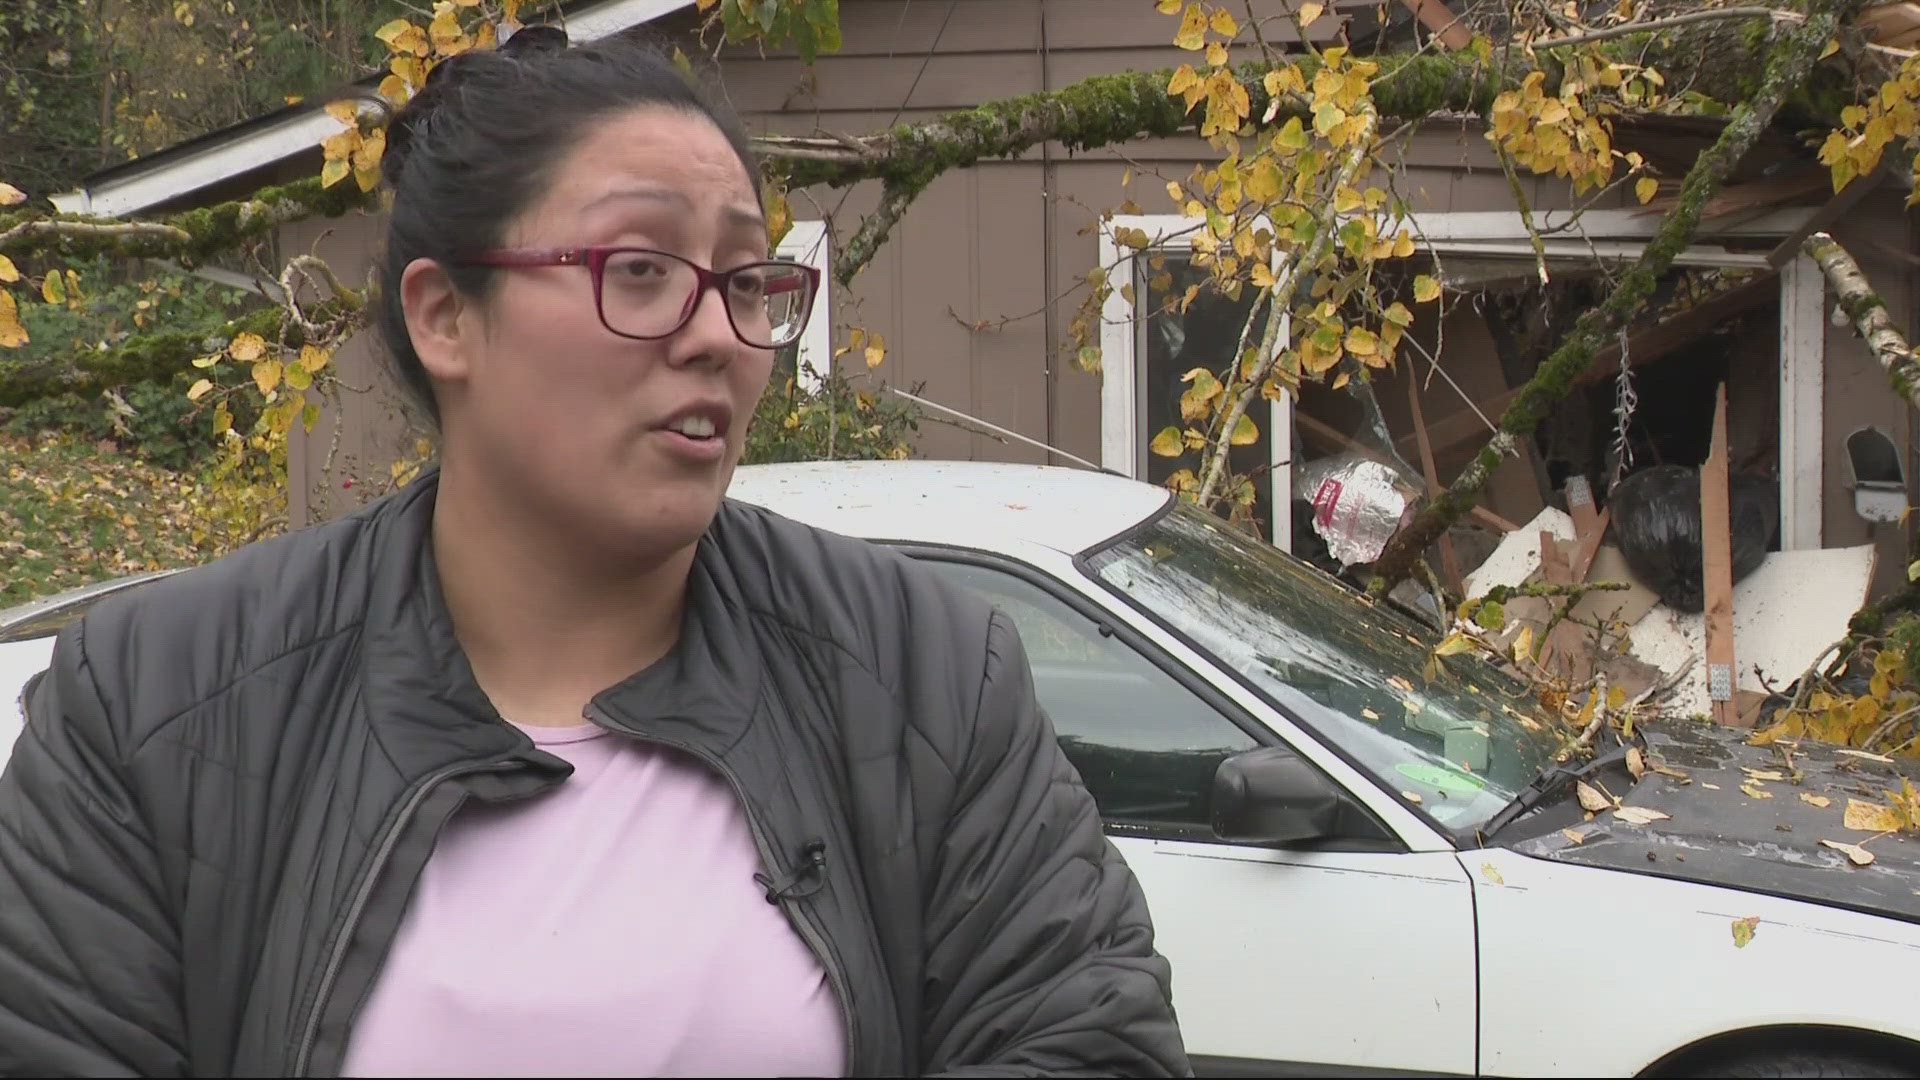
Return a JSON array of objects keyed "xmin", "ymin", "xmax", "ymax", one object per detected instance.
[
  {"xmin": 1570, "ymin": 508, "xmax": 1612, "ymax": 584},
  {"xmin": 1701, "ymin": 384, "xmax": 1739, "ymax": 726}
]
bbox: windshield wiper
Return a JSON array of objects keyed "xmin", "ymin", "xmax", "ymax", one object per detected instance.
[{"xmin": 1478, "ymin": 740, "xmax": 1635, "ymax": 841}]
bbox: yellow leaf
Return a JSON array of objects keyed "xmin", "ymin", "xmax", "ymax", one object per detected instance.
[
  {"xmin": 1329, "ymin": 370, "xmax": 1350, "ymax": 389},
  {"xmin": 1820, "ymin": 839, "xmax": 1875, "ymax": 866},
  {"xmin": 1413, "ymin": 274, "xmax": 1440, "ymax": 303},
  {"xmin": 324, "ymin": 100, "xmax": 358, "ymax": 126},
  {"xmin": 1434, "ymin": 632, "xmax": 1476, "ymax": 657},
  {"xmin": 1345, "ymin": 327, "xmax": 1378, "ymax": 355},
  {"xmin": 1575, "ymin": 780, "xmax": 1613, "ymax": 812},
  {"xmin": 1635, "ymin": 176, "xmax": 1659, "ymax": 204},
  {"xmin": 1731, "ymin": 916, "xmax": 1759, "ymax": 948},
  {"xmin": 299, "ymin": 344, "xmax": 331, "ymax": 374},
  {"xmin": 1174, "ymin": 3, "xmax": 1207, "ymax": 49},
  {"xmin": 0, "ymin": 291, "xmax": 27, "ymax": 348},
  {"xmin": 191, "ymin": 354, "xmax": 220, "ymax": 368},
  {"xmin": 186, "ymin": 378, "xmax": 214, "ymax": 402},
  {"xmin": 1820, "ymin": 37, "xmax": 1840, "ymax": 60},
  {"xmin": 1392, "ymin": 231, "xmax": 1416, "ymax": 258},
  {"xmin": 229, "ymin": 333, "xmax": 267, "ymax": 362},
  {"xmin": 0, "ymin": 182, "xmax": 25, "ymax": 206},
  {"xmin": 1250, "ymin": 261, "xmax": 1276, "ymax": 288},
  {"xmin": 1297, "ymin": 1, "xmax": 1325, "ymax": 27},
  {"xmin": 1157, "ymin": 0, "xmax": 1181, "ymax": 11},
  {"xmin": 1800, "ymin": 792, "xmax": 1833, "ymax": 808},
  {"xmin": 374, "ymin": 18, "xmax": 413, "ymax": 45},
  {"xmin": 0, "ymin": 256, "xmax": 15, "ymax": 283},
  {"xmin": 1479, "ymin": 862, "xmax": 1504, "ymax": 885},
  {"xmin": 1205, "ymin": 40, "xmax": 1228, "ymax": 66},
  {"xmin": 1150, "ymin": 426, "xmax": 1186, "ymax": 457},
  {"xmin": 320, "ymin": 157, "xmax": 351, "ymax": 189},
  {"xmin": 40, "ymin": 272, "xmax": 63, "ymax": 304},
  {"xmin": 253, "ymin": 359, "xmax": 283, "ymax": 395},
  {"xmin": 1210, "ymin": 8, "xmax": 1239, "ymax": 36},
  {"xmin": 1334, "ymin": 186, "xmax": 1362, "ymax": 213},
  {"xmin": 1626, "ymin": 746, "xmax": 1646, "ymax": 780},
  {"xmin": 1845, "ymin": 798, "xmax": 1905, "ymax": 832},
  {"xmin": 1229, "ymin": 412, "xmax": 1259, "ymax": 445},
  {"xmin": 1511, "ymin": 625, "xmax": 1534, "ymax": 662},
  {"xmin": 1168, "ymin": 64, "xmax": 1198, "ymax": 96},
  {"xmin": 1740, "ymin": 782, "xmax": 1773, "ymax": 800}
]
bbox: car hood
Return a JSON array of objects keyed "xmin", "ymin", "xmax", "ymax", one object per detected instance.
[{"xmin": 1510, "ymin": 721, "xmax": 1920, "ymax": 923}]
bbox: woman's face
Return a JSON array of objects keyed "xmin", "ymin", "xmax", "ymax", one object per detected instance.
[{"xmin": 410, "ymin": 106, "xmax": 775, "ymax": 562}]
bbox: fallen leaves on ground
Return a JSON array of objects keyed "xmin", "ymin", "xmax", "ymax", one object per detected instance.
[
  {"xmin": 1731, "ymin": 916, "xmax": 1760, "ymax": 948},
  {"xmin": 0, "ymin": 434, "xmax": 256, "ymax": 606}
]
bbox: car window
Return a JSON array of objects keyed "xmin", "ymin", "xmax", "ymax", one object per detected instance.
[{"xmin": 918, "ymin": 558, "xmax": 1258, "ymax": 833}]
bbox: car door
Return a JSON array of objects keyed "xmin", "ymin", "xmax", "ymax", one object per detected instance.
[{"xmin": 914, "ymin": 552, "xmax": 1478, "ymax": 1078}]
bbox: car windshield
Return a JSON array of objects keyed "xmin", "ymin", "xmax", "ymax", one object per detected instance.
[{"xmin": 1084, "ymin": 505, "xmax": 1562, "ymax": 834}]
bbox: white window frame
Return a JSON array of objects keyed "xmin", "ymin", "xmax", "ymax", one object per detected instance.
[
  {"xmin": 777, "ymin": 219, "xmax": 833, "ymax": 391},
  {"xmin": 1100, "ymin": 209, "xmax": 1826, "ymax": 551},
  {"xmin": 1101, "ymin": 216, "xmax": 1295, "ymax": 549}
]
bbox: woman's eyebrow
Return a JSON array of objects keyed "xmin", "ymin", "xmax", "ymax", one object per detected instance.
[{"xmin": 584, "ymin": 185, "xmax": 764, "ymax": 231}]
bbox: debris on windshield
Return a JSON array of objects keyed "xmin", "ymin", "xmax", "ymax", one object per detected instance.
[
  {"xmin": 1820, "ymin": 839, "xmax": 1876, "ymax": 866},
  {"xmin": 1575, "ymin": 780, "xmax": 1613, "ymax": 812},
  {"xmin": 1361, "ymin": 707, "xmax": 1380, "ymax": 722},
  {"xmin": 1731, "ymin": 916, "xmax": 1760, "ymax": 948},
  {"xmin": 1479, "ymin": 862, "xmax": 1505, "ymax": 885},
  {"xmin": 1297, "ymin": 454, "xmax": 1419, "ymax": 566},
  {"xmin": 1400, "ymin": 790, "xmax": 1423, "ymax": 804}
]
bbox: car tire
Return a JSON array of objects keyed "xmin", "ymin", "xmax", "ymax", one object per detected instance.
[{"xmin": 1686, "ymin": 1049, "xmax": 1917, "ymax": 1078}]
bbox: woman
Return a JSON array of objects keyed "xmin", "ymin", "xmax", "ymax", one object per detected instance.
[{"xmin": 0, "ymin": 28, "xmax": 1187, "ymax": 1079}]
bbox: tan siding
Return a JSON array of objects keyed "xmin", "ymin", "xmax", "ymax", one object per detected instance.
[
  {"xmin": 721, "ymin": 52, "xmax": 1045, "ymax": 112},
  {"xmin": 717, "ymin": 0, "xmax": 1043, "ymax": 59},
  {"xmin": 281, "ymin": 211, "xmax": 425, "ymax": 527},
  {"xmin": 1826, "ymin": 192, "xmax": 1916, "ymax": 598}
]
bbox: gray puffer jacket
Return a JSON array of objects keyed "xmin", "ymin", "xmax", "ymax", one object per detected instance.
[{"xmin": 0, "ymin": 470, "xmax": 1187, "ymax": 1077}]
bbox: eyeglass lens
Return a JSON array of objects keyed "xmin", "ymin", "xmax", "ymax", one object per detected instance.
[{"xmin": 598, "ymin": 251, "xmax": 812, "ymax": 347}]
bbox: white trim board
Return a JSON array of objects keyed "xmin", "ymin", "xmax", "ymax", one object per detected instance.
[
  {"xmin": 777, "ymin": 220, "xmax": 832, "ymax": 392},
  {"xmin": 51, "ymin": 0, "xmax": 695, "ymax": 218}
]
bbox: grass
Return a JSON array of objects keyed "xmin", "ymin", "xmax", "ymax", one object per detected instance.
[{"xmin": 0, "ymin": 433, "xmax": 215, "ymax": 607}]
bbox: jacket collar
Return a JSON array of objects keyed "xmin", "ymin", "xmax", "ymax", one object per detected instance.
[{"xmin": 355, "ymin": 468, "xmax": 766, "ymax": 779}]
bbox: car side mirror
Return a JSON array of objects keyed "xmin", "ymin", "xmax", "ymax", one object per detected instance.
[{"xmin": 1211, "ymin": 746, "xmax": 1383, "ymax": 846}]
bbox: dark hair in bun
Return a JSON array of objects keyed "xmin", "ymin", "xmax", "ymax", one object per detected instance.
[{"xmin": 370, "ymin": 27, "xmax": 758, "ymax": 426}]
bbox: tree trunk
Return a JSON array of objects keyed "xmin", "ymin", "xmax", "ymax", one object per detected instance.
[
  {"xmin": 1803, "ymin": 231, "xmax": 1920, "ymax": 411},
  {"xmin": 1366, "ymin": 0, "xmax": 1868, "ymax": 595}
]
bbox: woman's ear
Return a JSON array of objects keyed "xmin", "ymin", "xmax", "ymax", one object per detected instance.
[{"xmin": 400, "ymin": 257, "xmax": 471, "ymax": 384}]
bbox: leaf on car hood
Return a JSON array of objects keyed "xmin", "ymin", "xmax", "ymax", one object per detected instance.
[
  {"xmin": 1731, "ymin": 916, "xmax": 1760, "ymax": 948},
  {"xmin": 1560, "ymin": 827, "xmax": 1588, "ymax": 845},
  {"xmin": 1740, "ymin": 782, "xmax": 1774, "ymax": 800},
  {"xmin": 1613, "ymin": 806, "xmax": 1671, "ymax": 826},
  {"xmin": 1741, "ymin": 767, "xmax": 1787, "ymax": 782},
  {"xmin": 1480, "ymin": 862, "xmax": 1505, "ymax": 885},
  {"xmin": 1845, "ymin": 798, "xmax": 1905, "ymax": 833},
  {"xmin": 1819, "ymin": 839, "xmax": 1876, "ymax": 866},
  {"xmin": 1626, "ymin": 746, "xmax": 1646, "ymax": 780},
  {"xmin": 1799, "ymin": 792, "xmax": 1833, "ymax": 808}
]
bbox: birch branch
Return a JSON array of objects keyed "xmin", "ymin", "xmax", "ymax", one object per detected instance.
[{"xmin": 1802, "ymin": 230, "xmax": 1920, "ymax": 412}]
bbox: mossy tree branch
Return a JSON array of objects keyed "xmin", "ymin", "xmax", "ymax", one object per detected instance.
[
  {"xmin": 1804, "ymin": 230, "xmax": 1920, "ymax": 411},
  {"xmin": 1366, "ymin": 0, "xmax": 1868, "ymax": 596},
  {"xmin": 0, "ymin": 302, "xmax": 358, "ymax": 409},
  {"xmin": 0, "ymin": 176, "xmax": 377, "ymax": 265}
]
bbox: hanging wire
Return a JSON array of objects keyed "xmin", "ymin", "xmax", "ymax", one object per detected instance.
[{"xmin": 1610, "ymin": 325, "xmax": 1637, "ymax": 487}]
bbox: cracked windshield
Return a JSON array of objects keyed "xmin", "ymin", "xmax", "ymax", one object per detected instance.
[{"xmin": 1088, "ymin": 504, "xmax": 1560, "ymax": 832}]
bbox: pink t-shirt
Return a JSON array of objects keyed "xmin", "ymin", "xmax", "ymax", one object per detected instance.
[{"xmin": 339, "ymin": 721, "xmax": 847, "ymax": 1078}]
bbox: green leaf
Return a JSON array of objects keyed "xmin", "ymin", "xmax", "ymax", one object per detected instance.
[
  {"xmin": 1275, "ymin": 116, "xmax": 1309, "ymax": 151},
  {"xmin": 1473, "ymin": 600, "xmax": 1506, "ymax": 632},
  {"xmin": 1413, "ymin": 274, "xmax": 1441, "ymax": 303},
  {"xmin": 186, "ymin": 378, "xmax": 214, "ymax": 402}
]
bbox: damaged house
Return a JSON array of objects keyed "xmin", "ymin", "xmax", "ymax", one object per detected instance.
[{"xmin": 47, "ymin": 0, "xmax": 1920, "ymax": 712}]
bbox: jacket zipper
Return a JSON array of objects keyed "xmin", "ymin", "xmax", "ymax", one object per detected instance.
[
  {"xmin": 584, "ymin": 706, "xmax": 860, "ymax": 1072},
  {"xmin": 290, "ymin": 760, "xmax": 509, "ymax": 1076}
]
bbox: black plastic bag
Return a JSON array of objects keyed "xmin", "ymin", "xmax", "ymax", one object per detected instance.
[{"xmin": 1607, "ymin": 464, "xmax": 1779, "ymax": 613}]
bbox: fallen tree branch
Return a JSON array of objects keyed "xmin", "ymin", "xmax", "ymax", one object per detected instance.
[
  {"xmin": 0, "ymin": 302, "xmax": 354, "ymax": 409},
  {"xmin": 834, "ymin": 181, "xmax": 920, "ymax": 287},
  {"xmin": 0, "ymin": 176, "xmax": 376, "ymax": 264},
  {"xmin": 1367, "ymin": 0, "xmax": 1867, "ymax": 595},
  {"xmin": 1532, "ymin": 6, "xmax": 1789, "ymax": 49},
  {"xmin": 1803, "ymin": 230, "xmax": 1920, "ymax": 411}
]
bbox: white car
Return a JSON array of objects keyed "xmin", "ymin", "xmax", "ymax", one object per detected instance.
[{"xmin": 5, "ymin": 461, "xmax": 1919, "ymax": 1078}]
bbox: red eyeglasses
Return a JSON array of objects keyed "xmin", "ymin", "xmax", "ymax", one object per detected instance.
[{"xmin": 460, "ymin": 246, "xmax": 819, "ymax": 349}]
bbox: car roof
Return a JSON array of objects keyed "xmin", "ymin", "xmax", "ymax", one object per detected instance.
[{"xmin": 726, "ymin": 460, "xmax": 1171, "ymax": 555}]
